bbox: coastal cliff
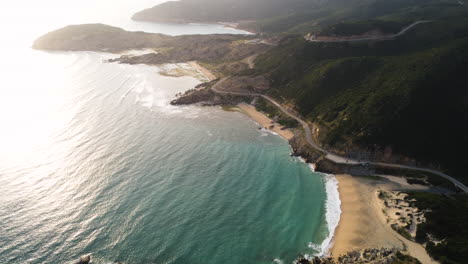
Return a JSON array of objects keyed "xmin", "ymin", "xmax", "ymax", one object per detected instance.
[
  {"xmin": 131, "ymin": 0, "xmax": 467, "ymax": 35},
  {"xmin": 33, "ymin": 24, "xmax": 170, "ymax": 52},
  {"xmin": 33, "ymin": 23, "xmax": 468, "ymax": 188},
  {"xmin": 131, "ymin": 0, "xmax": 324, "ymax": 25},
  {"xmin": 31, "ymin": 7, "xmax": 468, "ymax": 263},
  {"xmin": 170, "ymin": 85, "xmax": 249, "ymax": 106},
  {"xmin": 33, "ymin": 24, "xmax": 265, "ymax": 66}
]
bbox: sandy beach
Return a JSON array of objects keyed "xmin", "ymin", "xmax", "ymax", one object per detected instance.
[
  {"xmin": 237, "ymin": 103, "xmax": 295, "ymax": 141},
  {"xmin": 187, "ymin": 60, "xmax": 438, "ymax": 263},
  {"xmin": 187, "ymin": 62, "xmax": 295, "ymax": 141},
  {"xmin": 188, "ymin": 60, "xmax": 438, "ymax": 263},
  {"xmin": 331, "ymin": 175, "xmax": 403, "ymax": 257},
  {"xmin": 332, "ymin": 175, "xmax": 438, "ymax": 264},
  {"xmin": 188, "ymin": 61, "xmax": 217, "ymax": 81}
]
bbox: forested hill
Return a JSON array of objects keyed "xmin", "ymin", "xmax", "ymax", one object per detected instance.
[
  {"xmin": 250, "ymin": 15, "xmax": 468, "ymax": 186},
  {"xmin": 132, "ymin": 0, "xmax": 324, "ymax": 24},
  {"xmin": 132, "ymin": 0, "xmax": 468, "ymax": 185},
  {"xmin": 37, "ymin": 1, "xmax": 468, "ymax": 187},
  {"xmin": 133, "ymin": 0, "xmax": 467, "ymax": 34}
]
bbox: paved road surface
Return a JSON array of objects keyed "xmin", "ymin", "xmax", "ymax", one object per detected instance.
[
  {"xmin": 211, "ymin": 76, "xmax": 468, "ymax": 193},
  {"xmin": 306, "ymin": 20, "xmax": 432, "ymax": 43}
]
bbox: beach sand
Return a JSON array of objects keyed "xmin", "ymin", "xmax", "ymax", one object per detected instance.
[
  {"xmin": 187, "ymin": 62, "xmax": 294, "ymax": 141},
  {"xmin": 188, "ymin": 61, "xmax": 217, "ymax": 81},
  {"xmin": 187, "ymin": 60, "xmax": 437, "ymax": 263},
  {"xmin": 331, "ymin": 175, "xmax": 403, "ymax": 257},
  {"xmin": 237, "ymin": 103, "xmax": 295, "ymax": 141},
  {"xmin": 332, "ymin": 175, "xmax": 438, "ymax": 264}
]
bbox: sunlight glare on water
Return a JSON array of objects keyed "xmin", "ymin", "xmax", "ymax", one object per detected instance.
[{"xmin": 0, "ymin": 1, "xmax": 334, "ymax": 263}]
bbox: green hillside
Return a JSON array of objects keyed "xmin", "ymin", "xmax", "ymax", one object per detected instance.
[
  {"xmin": 409, "ymin": 192, "xmax": 468, "ymax": 264},
  {"xmin": 251, "ymin": 16, "xmax": 468, "ymax": 184},
  {"xmin": 133, "ymin": 0, "xmax": 468, "ymax": 34}
]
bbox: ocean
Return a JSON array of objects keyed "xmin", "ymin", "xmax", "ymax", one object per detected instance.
[{"xmin": 0, "ymin": 1, "xmax": 340, "ymax": 263}]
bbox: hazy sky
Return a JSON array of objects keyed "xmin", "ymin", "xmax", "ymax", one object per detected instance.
[
  {"xmin": 1, "ymin": 1, "xmax": 166, "ymax": 36},
  {"xmin": 2, "ymin": 0, "xmax": 164, "ymax": 22},
  {"xmin": 0, "ymin": 0, "xmax": 168, "ymax": 47}
]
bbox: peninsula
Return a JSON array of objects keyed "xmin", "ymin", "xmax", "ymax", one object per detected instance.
[{"xmin": 33, "ymin": 0, "xmax": 468, "ymax": 262}]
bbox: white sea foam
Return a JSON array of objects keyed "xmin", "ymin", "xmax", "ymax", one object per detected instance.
[
  {"xmin": 258, "ymin": 127, "xmax": 289, "ymax": 141},
  {"xmin": 121, "ymin": 49, "xmax": 156, "ymax": 57},
  {"xmin": 135, "ymin": 85, "xmax": 154, "ymax": 109},
  {"xmin": 120, "ymin": 85, "xmax": 134, "ymax": 103},
  {"xmin": 293, "ymin": 155, "xmax": 306, "ymax": 164},
  {"xmin": 140, "ymin": 91, "xmax": 154, "ymax": 109},
  {"xmin": 291, "ymin": 157, "xmax": 341, "ymax": 258},
  {"xmin": 309, "ymin": 163, "xmax": 317, "ymax": 172},
  {"xmin": 273, "ymin": 258, "xmax": 284, "ymax": 264},
  {"xmin": 265, "ymin": 130, "xmax": 279, "ymax": 137},
  {"xmin": 292, "ymin": 156, "xmax": 317, "ymax": 173},
  {"xmin": 312, "ymin": 173, "xmax": 342, "ymax": 257}
]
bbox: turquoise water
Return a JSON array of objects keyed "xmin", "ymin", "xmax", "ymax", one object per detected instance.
[{"xmin": 0, "ymin": 1, "xmax": 339, "ymax": 263}]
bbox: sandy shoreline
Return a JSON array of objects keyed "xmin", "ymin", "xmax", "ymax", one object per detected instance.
[
  {"xmin": 187, "ymin": 60, "xmax": 436, "ymax": 263},
  {"xmin": 332, "ymin": 175, "xmax": 438, "ymax": 264},
  {"xmin": 188, "ymin": 61, "xmax": 217, "ymax": 81},
  {"xmin": 187, "ymin": 60, "xmax": 438, "ymax": 263},
  {"xmin": 217, "ymin": 22, "xmax": 257, "ymax": 35},
  {"xmin": 188, "ymin": 62, "xmax": 295, "ymax": 141},
  {"xmin": 237, "ymin": 103, "xmax": 295, "ymax": 141},
  {"xmin": 331, "ymin": 175, "xmax": 403, "ymax": 257}
]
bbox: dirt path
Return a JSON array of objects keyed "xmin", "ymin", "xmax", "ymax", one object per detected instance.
[{"xmin": 242, "ymin": 55, "xmax": 257, "ymax": 69}]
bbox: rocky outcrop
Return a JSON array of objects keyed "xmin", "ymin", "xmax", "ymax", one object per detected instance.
[
  {"xmin": 314, "ymin": 158, "xmax": 374, "ymax": 176},
  {"xmin": 33, "ymin": 23, "xmax": 262, "ymax": 56},
  {"xmin": 33, "ymin": 24, "xmax": 270, "ymax": 72},
  {"xmin": 170, "ymin": 81, "xmax": 251, "ymax": 106},
  {"xmin": 289, "ymin": 135, "xmax": 374, "ymax": 175},
  {"xmin": 289, "ymin": 135, "xmax": 324, "ymax": 163},
  {"xmin": 170, "ymin": 88, "xmax": 217, "ymax": 105},
  {"xmin": 295, "ymin": 248, "xmax": 421, "ymax": 264},
  {"xmin": 33, "ymin": 24, "xmax": 169, "ymax": 53},
  {"xmin": 76, "ymin": 255, "xmax": 91, "ymax": 264}
]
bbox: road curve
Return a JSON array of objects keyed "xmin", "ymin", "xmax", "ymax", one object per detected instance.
[
  {"xmin": 211, "ymin": 76, "xmax": 468, "ymax": 193},
  {"xmin": 306, "ymin": 20, "xmax": 432, "ymax": 43}
]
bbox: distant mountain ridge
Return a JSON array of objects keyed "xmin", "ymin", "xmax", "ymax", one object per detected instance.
[
  {"xmin": 133, "ymin": 0, "xmax": 468, "ymax": 34},
  {"xmin": 132, "ymin": 0, "xmax": 326, "ymax": 24},
  {"xmin": 33, "ymin": 2, "xmax": 468, "ymax": 263}
]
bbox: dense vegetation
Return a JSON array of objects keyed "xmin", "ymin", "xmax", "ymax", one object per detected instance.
[
  {"xmin": 32, "ymin": 24, "xmax": 169, "ymax": 52},
  {"xmin": 251, "ymin": 15, "xmax": 468, "ymax": 185},
  {"xmin": 408, "ymin": 192, "xmax": 468, "ymax": 264},
  {"xmin": 133, "ymin": 0, "xmax": 468, "ymax": 35},
  {"xmin": 394, "ymin": 251, "xmax": 422, "ymax": 264},
  {"xmin": 39, "ymin": 4, "xmax": 468, "ymax": 186},
  {"xmin": 33, "ymin": 2, "xmax": 468, "ymax": 263},
  {"xmin": 33, "ymin": 24, "xmax": 264, "ymax": 65},
  {"xmin": 256, "ymin": 98, "xmax": 299, "ymax": 128},
  {"xmin": 132, "ymin": 0, "xmax": 326, "ymax": 25},
  {"xmin": 317, "ymin": 19, "xmax": 408, "ymax": 36}
]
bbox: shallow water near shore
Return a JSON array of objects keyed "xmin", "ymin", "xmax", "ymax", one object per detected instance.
[{"xmin": 0, "ymin": 1, "xmax": 338, "ymax": 263}]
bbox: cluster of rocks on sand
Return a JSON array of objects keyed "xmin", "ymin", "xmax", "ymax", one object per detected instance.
[
  {"xmin": 296, "ymin": 248, "xmax": 417, "ymax": 264},
  {"xmin": 378, "ymin": 191, "xmax": 427, "ymax": 240}
]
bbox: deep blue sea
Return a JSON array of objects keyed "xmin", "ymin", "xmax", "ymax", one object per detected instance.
[{"xmin": 0, "ymin": 1, "xmax": 340, "ymax": 263}]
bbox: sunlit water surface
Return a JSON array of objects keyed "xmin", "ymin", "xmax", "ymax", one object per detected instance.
[{"xmin": 0, "ymin": 1, "xmax": 339, "ymax": 263}]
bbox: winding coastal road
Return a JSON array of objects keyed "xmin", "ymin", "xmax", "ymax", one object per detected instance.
[
  {"xmin": 210, "ymin": 76, "xmax": 468, "ymax": 193},
  {"xmin": 306, "ymin": 20, "xmax": 432, "ymax": 43}
]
